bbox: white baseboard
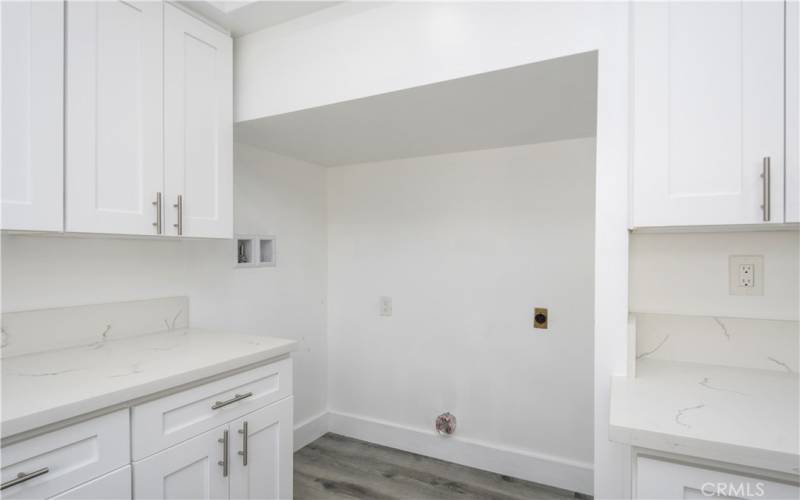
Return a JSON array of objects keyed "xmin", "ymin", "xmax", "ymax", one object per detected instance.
[
  {"xmin": 327, "ymin": 410, "xmax": 593, "ymax": 495},
  {"xmin": 294, "ymin": 411, "xmax": 329, "ymax": 452}
]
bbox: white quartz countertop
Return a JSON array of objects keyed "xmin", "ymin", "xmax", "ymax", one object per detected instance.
[
  {"xmin": 1, "ymin": 329, "xmax": 297, "ymax": 438},
  {"xmin": 610, "ymin": 359, "xmax": 799, "ymax": 475}
]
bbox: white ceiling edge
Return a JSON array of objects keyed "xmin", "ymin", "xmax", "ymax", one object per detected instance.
[
  {"xmin": 235, "ymin": 51, "xmax": 599, "ymax": 167},
  {"xmin": 177, "ymin": 0, "xmax": 342, "ymax": 37},
  {"xmin": 206, "ymin": 1, "xmax": 254, "ymax": 14}
]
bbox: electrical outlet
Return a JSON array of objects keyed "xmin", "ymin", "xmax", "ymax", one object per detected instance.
[
  {"xmin": 729, "ymin": 256, "xmax": 764, "ymax": 296},
  {"xmin": 739, "ymin": 263, "xmax": 754, "ymax": 288},
  {"xmin": 380, "ymin": 296, "xmax": 393, "ymax": 316}
]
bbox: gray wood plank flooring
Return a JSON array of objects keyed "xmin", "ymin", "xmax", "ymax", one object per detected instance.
[{"xmin": 294, "ymin": 433, "xmax": 582, "ymax": 500}]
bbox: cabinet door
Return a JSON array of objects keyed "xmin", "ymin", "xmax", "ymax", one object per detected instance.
[
  {"xmin": 787, "ymin": 0, "xmax": 800, "ymax": 223},
  {"xmin": 636, "ymin": 456, "xmax": 799, "ymax": 499},
  {"xmin": 133, "ymin": 426, "xmax": 228, "ymax": 500},
  {"xmin": 1, "ymin": 0, "xmax": 63, "ymax": 231},
  {"xmin": 632, "ymin": 1, "xmax": 784, "ymax": 227},
  {"xmin": 65, "ymin": 0, "xmax": 163, "ymax": 235},
  {"xmin": 164, "ymin": 4, "xmax": 232, "ymax": 239},
  {"xmin": 50, "ymin": 466, "xmax": 131, "ymax": 500},
  {"xmin": 229, "ymin": 397, "xmax": 293, "ymax": 500}
]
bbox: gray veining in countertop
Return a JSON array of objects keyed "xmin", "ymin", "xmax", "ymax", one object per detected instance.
[
  {"xmin": 610, "ymin": 358, "xmax": 799, "ymax": 475},
  {"xmin": 1, "ymin": 328, "xmax": 297, "ymax": 439}
]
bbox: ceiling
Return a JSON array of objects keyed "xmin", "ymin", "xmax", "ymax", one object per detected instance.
[
  {"xmin": 179, "ymin": 1, "xmax": 341, "ymax": 37},
  {"xmin": 235, "ymin": 51, "xmax": 599, "ymax": 167}
]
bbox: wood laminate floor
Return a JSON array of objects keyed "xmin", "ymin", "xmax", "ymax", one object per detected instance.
[{"xmin": 294, "ymin": 433, "xmax": 583, "ymax": 500}]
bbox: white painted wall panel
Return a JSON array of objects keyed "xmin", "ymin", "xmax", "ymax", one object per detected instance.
[{"xmin": 327, "ymin": 139, "xmax": 595, "ymax": 477}]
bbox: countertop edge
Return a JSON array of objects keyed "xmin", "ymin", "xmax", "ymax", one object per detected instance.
[
  {"xmin": 609, "ymin": 417, "xmax": 800, "ymax": 477},
  {"xmin": 1, "ymin": 342, "xmax": 296, "ymax": 441}
]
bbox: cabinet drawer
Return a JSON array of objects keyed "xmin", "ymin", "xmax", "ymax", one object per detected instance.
[
  {"xmin": 0, "ymin": 410, "xmax": 130, "ymax": 499},
  {"xmin": 51, "ymin": 466, "xmax": 131, "ymax": 500},
  {"xmin": 636, "ymin": 456, "xmax": 799, "ymax": 500},
  {"xmin": 131, "ymin": 358, "xmax": 292, "ymax": 460}
]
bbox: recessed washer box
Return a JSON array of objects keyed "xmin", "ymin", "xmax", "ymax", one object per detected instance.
[{"xmin": 235, "ymin": 235, "xmax": 276, "ymax": 268}]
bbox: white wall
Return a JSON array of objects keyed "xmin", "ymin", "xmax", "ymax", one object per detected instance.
[
  {"xmin": 0, "ymin": 143, "xmax": 328, "ymax": 427},
  {"xmin": 327, "ymin": 138, "xmax": 596, "ymax": 490},
  {"xmin": 184, "ymin": 143, "xmax": 328, "ymax": 426},
  {"xmin": 630, "ymin": 231, "xmax": 800, "ymax": 321},
  {"xmin": 237, "ymin": 3, "xmax": 631, "ymax": 496}
]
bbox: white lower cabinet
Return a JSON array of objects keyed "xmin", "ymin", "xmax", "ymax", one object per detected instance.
[
  {"xmin": 0, "ymin": 361, "xmax": 293, "ymax": 500},
  {"xmin": 229, "ymin": 398, "xmax": 294, "ymax": 500},
  {"xmin": 0, "ymin": 410, "xmax": 130, "ymax": 499},
  {"xmin": 50, "ymin": 466, "xmax": 131, "ymax": 500},
  {"xmin": 133, "ymin": 397, "xmax": 294, "ymax": 500},
  {"xmin": 636, "ymin": 456, "xmax": 799, "ymax": 500},
  {"xmin": 132, "ymin": 427, "xmax": 228, "ymax": 500},
  {"xmin": 131, "ymin": 358, "xmax": 292, "ymax": 461},
  {"xmin": 129, "ymin": 361, "xmax": 293, "ymax": 500}
]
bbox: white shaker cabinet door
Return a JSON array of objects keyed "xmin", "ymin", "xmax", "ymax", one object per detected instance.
[
  {"xmin": 787, "ymin": 0, "xmax": 800, "ymax": 223},
  {"xmin": 229, "ymin": 398, "xmax": 293, "ymax": 500},
  {"xmin": 133, "ymin": 426, "xmax": 228, "ymax": 500},
  {"xmin": 65, "ymin": 0, "xmax": 164, "ymax": 236},
  {"xmin": 632, "ymin": 1, "xmax": 784, "ymax": 227},
  {"xmin": 164, "ymin": 4, "xmax": 232, "ymax": 239},
  {"xmin": 1, "ymin": 0, "xmax": 64, "ymax": 231}
]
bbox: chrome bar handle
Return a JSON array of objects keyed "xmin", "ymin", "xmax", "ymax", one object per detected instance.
[
  {"xmin": 152, "ymin": 192, "xmax": 162, "ymax": 234},
  {"xmin": 1, "ymin": 467, "xmax": 49, "ymax": 491},
  {"xmin": 761, "ymin": 157, "xmax": 771, "ymax": 222},
  {"xmin": 211, "ymin": 392, "xmax": 253, "ymax": 410},
  {"xmin": 238, "ymin": 421, "xmax": 248, "ymax": 466},
  {"xmin": 217, "ymin": 430, "xmax": 229, "ymax": 477},
  {"xmin": 173, "ymin": 195, "xmax": 183, "ymax": 235}
]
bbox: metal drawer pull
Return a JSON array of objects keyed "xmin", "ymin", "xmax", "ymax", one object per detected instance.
[
  {"xmin": 152, "ymin": 192, "xmax": 162, "ymax": 234},
  {"xmin": 238, "ymin": 421, "xmax": 248, "ymax": 466},
  {"xmin": 761, "ymin": 157, "xmax": 771, "ymax": 222},
  {"xmin": 218, "ymin": 430, "xmax": 229, "ymax": 477},
  {"xmin": 1, "ymin": 467, "xmax": 49, "ymax": 490},
  {"xmin": 173, "ymin": 194, "xmax": 183, "ymax": 236},
  {"xmin": 211, "ymin": 392, "xmax": 253, "ymax": 410}
]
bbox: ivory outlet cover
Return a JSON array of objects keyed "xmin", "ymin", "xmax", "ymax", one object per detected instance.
[{"xmin": 729, "ymin": 255, "xmax": 764, "ymax": 296}]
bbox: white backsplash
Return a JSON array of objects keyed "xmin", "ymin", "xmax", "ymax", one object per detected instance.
[
  {"xmin": 634, "ymin": 313, "xmax": 799, "ymax": 373},
  {"xmin": 0, "ymin": 297, "xmax": 189, "ymax": 358}
]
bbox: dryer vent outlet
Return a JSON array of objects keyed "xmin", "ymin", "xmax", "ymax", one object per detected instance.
[{"xmin": 435, "ymin": 412, "xmax": 457, "ymax": 435}]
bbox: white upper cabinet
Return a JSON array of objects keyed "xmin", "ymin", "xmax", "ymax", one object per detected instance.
[
  {"xmin": 164, "ymin": 4, "xmax": 233, "ymax": 239},
  {"xmin": 1, "ymin": 1, "xmax": 64, "ymax": 232},
  {"xmin": 65, "ymin": 0, "xmax": 164, "ymax": 236},
  {"xmin": 632, "ymin": 1, "xmax": 785, "ymax": 227},
  {"xmin": 787, "ymin": 0, "xmax": 800, "ymax": 223}
]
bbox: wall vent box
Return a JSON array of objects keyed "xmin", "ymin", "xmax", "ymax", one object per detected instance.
[
  {"xmin": 259, "ymin": 238, "xmax": 276, "ymax": 265},
  {"xmin": 237, "ymin": 238, "xmax": 253, "ymax": 265},
  {"xmin": 235, "ymin": 235, "xmax": 276, "ymax": 268}
]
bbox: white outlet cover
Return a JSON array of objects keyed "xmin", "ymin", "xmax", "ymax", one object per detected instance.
[{"xmin": 729, "ymin": 255, "xmax": 764, "ymax": 296}]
